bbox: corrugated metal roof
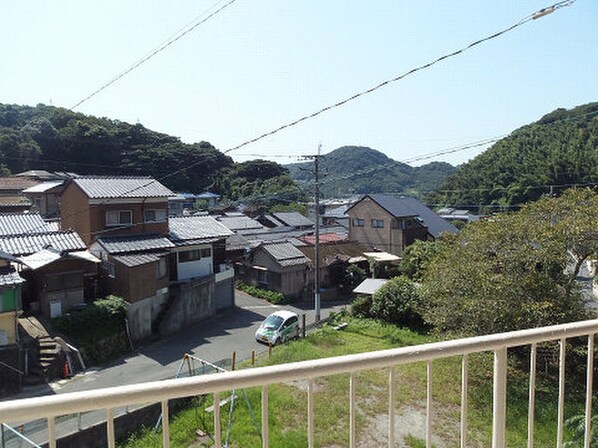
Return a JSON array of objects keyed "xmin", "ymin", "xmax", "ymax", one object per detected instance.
[
  {"xmin": 272, "ymin": 212, "xmax": 314, "ymax": 228},
  {"xmin": 97, "ymin": 234, "xmax": 175, "ymax": 254},
  {"xmin": 112, "ymin": 253, "xmax": 162, "ymax": 267},
  {"xmin": 169, "ymin": 216, "xmax": 233, "ymax": 242},
  {"xmin": 73, "ymin": 176, "xmax": 174, "ymax": 199},
  {"xmin": 22, "ymin": 181, "xmax": 64, "ymax": 193},
  {"xmin": 0, "ymin": 196, "xmax": 31, "ymax": 207},
  {"xmin": 260, "ymin": 242, "xmax": 310, "ymax": 267},
  {"xmin": 217, "ymin": 215, "xmax": 265, "ymax": 231},
  {"xmin": 0, "ymin": 230, "xmax": 87, "ymax": 256},
  {"xmin": 0, "ymin": 267, "xmax": 25, "ymax": 286},
  {"xmin": 353, "ymin": 278, "xmax": 389, "ymax": 296},
  {"xmin": 226, "ymin": 233, "xmax": 250, "ymax": 252},
  {"xmin": 0, "ymin": 213, "xmax": 53, "ymax": 236}
]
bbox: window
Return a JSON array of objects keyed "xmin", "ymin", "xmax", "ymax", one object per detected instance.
[
  {"xmin": 257, "ymin": 269, "xmax": 268, "ymax": 284},
  {"xmin": 371, "ymin": 219, "xmax": 384, "ymax": 228},
  {"xmin": 352, "ymin": 218, "xmax": 364, "ymax": 227},
  {"xmin": 104, "ymin": 260, "xmax": 115, "ymax": 278},
  {"xmin": 106, "ymin": 210, "xmax": 133, "ymax": 227},
  {"xmin": 156, "ymin": 257, "xmax": 167, "ymax": 278},
  {"xmin": 144, "ymin": 209, "xmax": 167, "ymax": 223},
  {"xmin": 33, "ymin": 196, "xmax": 42, "ymax": 210},
  {"xmin": 201, "ymin": 248, "xmax": 212, "ymax": 258},
  {"xmin": 179, "ymin": 249, "xmax": 201, "ymax": 263}
]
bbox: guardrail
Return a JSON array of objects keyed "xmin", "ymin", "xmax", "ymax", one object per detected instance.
[{"xmin": 1, "ymin": 319, "xmax": 597, "ymax": 448}]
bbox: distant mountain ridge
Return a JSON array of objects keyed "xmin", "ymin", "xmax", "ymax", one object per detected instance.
[
  {"xmin": 427, "ymin": 102, "xmax": 598, "ymax": 213},
  {"xmin": 286, "ymin": 146, "xmax": 455, "ymax": 198}
]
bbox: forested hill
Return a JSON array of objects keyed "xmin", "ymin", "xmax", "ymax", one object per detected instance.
[
  {"xmin": 0, "ymin": 103, "xmax": 301, "ymax": 202},
  {"xmin": 427, "ymin": 102, "xmax": 598, "ymax": 213},
  {"xmin": 286, "ymin": 146, "xmax": 455, "ymax": 198}
]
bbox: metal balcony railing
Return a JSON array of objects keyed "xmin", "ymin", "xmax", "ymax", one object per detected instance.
[{"xmin": 1, "ymin": 319, "xmax": 597, "ymax": 448}]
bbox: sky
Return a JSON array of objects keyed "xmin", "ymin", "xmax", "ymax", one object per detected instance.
[{"xmin": 2, "ymin": 1, "xmax": 597, "ymax": 167}]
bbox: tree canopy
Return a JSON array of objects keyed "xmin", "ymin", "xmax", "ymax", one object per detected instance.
[
  {"xmin": 420, "ymin": 188, "xmax": 598, "ymax": 336},
  {"xmin": 428, "ymin": 103, "xmax": 598, "ymax": 213}
]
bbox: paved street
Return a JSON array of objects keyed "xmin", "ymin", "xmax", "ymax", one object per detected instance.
[{"xmin": 14, "ymin": 290, "xmax": 348, "ymax": 398}]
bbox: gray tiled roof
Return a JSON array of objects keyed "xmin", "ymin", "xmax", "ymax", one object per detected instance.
[
  {"xmin": 73, "ymin": 176, "xmax": 174, "ymax": 199},
  {"xmin": 0, "ymin": 267, "xmax": 25, "ymax": 286},
  {"xmin": 354, "ymin": 194, "xmax": 458, "ymax": 238},
  {"xmin": 169, "ymin": 216, "xmax": 233, "ymax": 243},
  {"xmin": 97, "ymin": 234, "xmax": 175, "ymax": 255},
  {"xmin": 0, "ymin": 213, "xmax": 49, "ymax": 236},
  {"xmin": 112, "ymin": 253, "xmax": 164, "ymax": 267},
  {"xmin": 0, "ymin": 231, "xmax": 87, "ymax": 256},
  {"xmin": 261, "ymin": 242, "xmax": 310, "ymax": 267},
  {"xmin": 272, "ymin": 212, "xmax": 314, "ymax": 228},
  {"xmin": 217, "ymin": 215, "xmax": 265, "ymax": 231}
]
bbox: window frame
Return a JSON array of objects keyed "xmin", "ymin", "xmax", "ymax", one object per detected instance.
[
  {"xmin": 371, "ymin": 219, "xmax": 384, "ymax": 228},
  {"xmin": 144, "ymin": 209, "xmax": 167, "ymax": 223},
  {"xmin": 352, "ymin": 218, "xmax": 364, "ymax": 227},
  {"xmin": 106, "ymin": 210, "xmax": 133, "ymax": 227}
]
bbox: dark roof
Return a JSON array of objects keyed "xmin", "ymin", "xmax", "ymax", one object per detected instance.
[
  {"xmin": 299, "ymin": 241, "xmax": 368, "ymax": 266},
  {"xmin": 96, "ymin": 234, "xmax": 175, "ymax": 254},
  {"xmin": 351, "ymin": 194, "xmax": 458, "ymax": 238},
  {"xmin": 0, "ymin": 213, "xmax": 49, "ymax": 236},
  {"xmin": 0, "ymin": 266, "xmax": 25, "ymax": 286},
  {"xmin": 112, "ymin": 253, "xmax": 165, "ymax": 267},
  {"xmin": 272, "ymin": 212, "xmax": 314, "ymax": 228},
  {"xmin": 72, "ymin": 176, "xmax": 174, "ymax": 199},
  {"xmin": 0, "ymin": 230, "xmax": 87, "ymax": 256},
  {"xmin": 169, "ymin": 216, "xmax": 233, "ymax": 244},
  {"xmin": 259, "ymin": 242, "xmax": 310, "ymax": 267}
]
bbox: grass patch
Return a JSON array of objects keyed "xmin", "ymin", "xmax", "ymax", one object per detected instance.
[{"xmin": 120, "ymin": 317, "xmax": 587, "ymax": 447}]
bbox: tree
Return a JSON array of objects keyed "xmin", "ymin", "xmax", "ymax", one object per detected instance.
[
  {"xmin": 399, "ymin": 240, "xmax": 440, "ymax": 281},
  {"xmin": 420, "ymin": 189, "xmax": 597, "ymax": 336},
  {"xmin": 370, "ymin": 276, "xmax": 422, "ymax": 328}
]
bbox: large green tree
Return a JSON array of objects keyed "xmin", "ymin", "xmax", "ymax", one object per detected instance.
[{"xmin": 421, "ymin": 189, "xmax": 598, "ymax": 336}]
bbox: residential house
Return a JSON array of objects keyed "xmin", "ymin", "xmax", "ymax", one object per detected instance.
[
  {"xmin": 0, "ymin": 177, "xmax": 39, "ymax": 213},
  {"xmin": 59, "ymin": 176, "xmax": 174, "ymax": 245},
  {"xmin": 22, "ymin": 180, "xmax": 66, "ymax": 219},
  {"xmin": 196, "ymin": 191, "xmax": 220, "ymax": 208},
  {"xmin": 270, "ymin": 212, "xmax": 314, "ymax": 230},
  {"xmin": 242, "ymin": 241, "xmax": 311, "ymax": 299},
  {"xmin": 346, "ymin": 194, "xmax": 457, "ymax": 256}
]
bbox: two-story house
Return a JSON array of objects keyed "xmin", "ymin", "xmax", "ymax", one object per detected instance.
[
  {"xmin": 346, "ymin": 194, "xmax": 457, "ymax": 256},
  {"xmin": 60, "ymin": 176, "xmax": 174, "ymax": 245}
]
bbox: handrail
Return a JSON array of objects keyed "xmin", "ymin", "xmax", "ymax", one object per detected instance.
[{"xmin": 1, "ymin": 318, "xmax": 598, "ymax": 423}]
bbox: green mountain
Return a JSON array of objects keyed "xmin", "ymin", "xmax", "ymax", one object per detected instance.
[
  {"xmin": 0, "ymin": 103, "xmax": 300, "ymax": 202},
  {"xmin": 286, "ymin": 146, "xmax": 455, "ymax": 198},
  {"xmin": 427, "ymin": 102, "xmax": 598, "ymax": 213}
]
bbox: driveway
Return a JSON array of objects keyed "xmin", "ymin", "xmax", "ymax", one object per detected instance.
[{"xmin": 14, "ymin": 290, "xmax": 348, "ymax": 398}]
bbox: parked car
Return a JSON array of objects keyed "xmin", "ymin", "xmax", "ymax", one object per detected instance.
[{"xmin": 255, "ymin": 310, "xmax": 300, "ymax": 345}]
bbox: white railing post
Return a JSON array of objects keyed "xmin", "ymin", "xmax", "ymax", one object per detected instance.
[
  {"xmin": 106, "ymin": 407, "xmax": 115, "ymax": 448},
  {"xmin": 557, "ymin": 338, "xmax": 566, "ymax": 448},
  {"xmin": 161, "ymin": 400, "xmax": 170, "ymax": 448},
  {"xmin": 308, "ymin": 380, "xmax": 314, "ymax": 448},
  {"xmin": 461, "ymin": 354, "xmax": 468, "ymax": 448},
  {"xmin": 262, "ymin": 385, "xmax": 269, "ymax": 448},
  {"xmin": 585, "ymin": 334, "xmax": 594, "ymax": 448},
  {"xmin": 214, "ymin": 392, "xmax": 221, "ymax": 448},
  {"xmin": 350, "ymin": 372, "xmax": 356, "ymax": 448},
  {"xmin": 48, "ymin": 417, "xmax": 56, "ymax": 448},
  {"xmin": 389, "ymin": 368, "xmax": 396, "ymax": 448},
  {"xmin": 528, "ymin": 343, "xmax": 537, "ymax": 448},
  {"xmin": 427, "ymin": 361, "xmax": 432, "ymax": 448},
  {"xmin": 493, "ymin": 347, "xmax": 507, "ymax": 448}
]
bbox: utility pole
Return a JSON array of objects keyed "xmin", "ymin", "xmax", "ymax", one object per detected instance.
[{"xmin": 302, "ymin": 145, "xmax": 323, "ymax": 322}]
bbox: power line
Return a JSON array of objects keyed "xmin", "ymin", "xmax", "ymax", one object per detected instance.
[
  {"xmin": 70, "ymin": 0, "xmax": 237, "ymax": 110},
  {"xmin": 16, "ymin": 1, "xmax": 578, "ymax": 239}
]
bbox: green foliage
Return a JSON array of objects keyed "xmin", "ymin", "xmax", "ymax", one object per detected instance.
[
  {"xmin": 237, "ymin": 283, "xmax": 288, "ymax": 304},
  {"xmin": 269, "ymin": 202, "xmax": 308, "ymax": 215},
  {"xmin": 344, "ymin": 264, "xmax": 366, "ymax": 289},
  {"xmin": 52, "ymin": 296, "xmax": 129, "ymax": 363},
  {"xmin": 428, "ymin": 102, "xmax": 598, "ymax": 212},
  {"xmin": 286, "ymin": 146, "xmax": 455, "ymax": 198},
  {"xmin": 350, "ymin": 294, "xmax": 373, "ymax": 318},
  {"xmin": 399, "ymin": 240, "xmax": 441, "ymax": 281},
  {"xmin": 370, "ymin": 276, "xmax": 423, "ymax": 327},
  {"xmin": 421, "ymin": 189, "xmax": 598, "ymax": 336}
]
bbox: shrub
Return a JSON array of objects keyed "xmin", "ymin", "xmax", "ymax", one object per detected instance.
[
  {"xmin": 370, "ymin": 276, "xmax": 423, "ymax": 328},
  {"xmin": 350, "ymin": 295, "xmax": 373, "ymax": 318},
  {"xmin": 237, "ymin": 283, "xmax": 287, "ymax": 304}
]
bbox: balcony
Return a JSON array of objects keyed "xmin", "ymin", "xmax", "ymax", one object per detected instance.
[{"xmin": 1, "ymin": 319, "xmax": 597, "ymax": 448}]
